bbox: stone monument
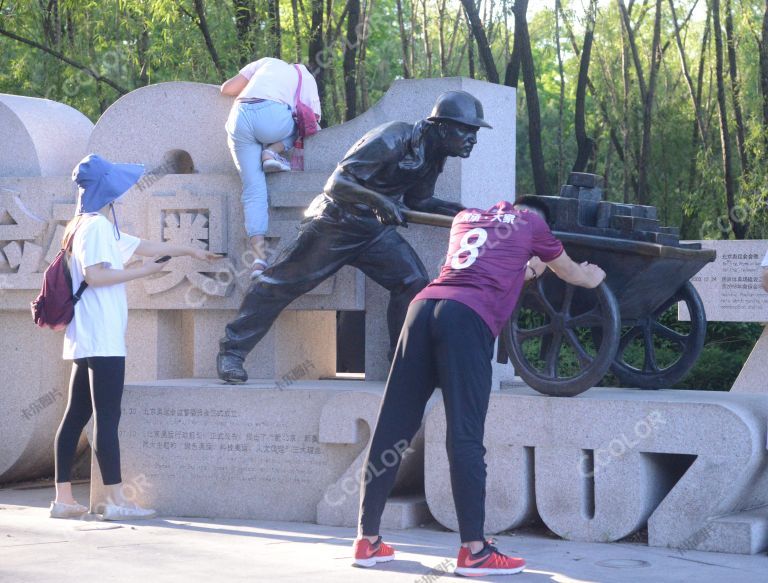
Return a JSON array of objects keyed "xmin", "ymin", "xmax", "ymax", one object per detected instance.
[{"xmin": 0, "ymin": 94, "xmax": 93, "ymax": 483}]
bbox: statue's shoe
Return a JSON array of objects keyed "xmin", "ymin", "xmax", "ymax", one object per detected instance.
[{"xmin": 217, "ymin": 352, "xmax": 248, "ymax": 384}]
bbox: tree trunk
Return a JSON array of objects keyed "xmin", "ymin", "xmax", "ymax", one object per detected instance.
[
  {"xmin": 137, "ymin": 19, "xmax": 150, "ymax": 87},
  {"xmin": 460, "ymin": 0, "xmax": 499, "ymax": 82},
  {"xmin": 502, "ymin": 0, "xmax": 511, "ymax": 63},
  {"xmin": 422, "ymin": 0, "xmax": 433, "ymax": 76},
  {"xmin": 620, "ymin": 3, "xmax": 631, "ymax": 203},
  {"xmin": 555, "ymin": 0, "xmax": 565, "ymax": 183},
  {"xmin": 291, "ymin": 0, "xmax": 302, "ymax": 62},
  {"xmin": 466, "ymin": 10, "xmax": 475, "ymax": 79},
  {"xmin": 409, "ymin": 0, "xmax": 416, "ymax": 75},
  {"xmin": 636, "ymin": 0, "xmax": 663, "ymax": 206},
  {"xmin": 504, "ymin": 0, "xmax": 522, "ymax": 88},
  {"xmin": 308, "ymin": 0, "xmax": 326, "ymax": 111},
  {"xmin": 669, "ymin": 0, "xmax": 707, "ymax": 145},
  {"xmin": 445, "ymin": 6, "xmax": 462, "ymax": 67},
  {"xmin": 560, "ymin": 1, "xmax": 630, "ymax": 192},
  {"xmin": 572, "ymin": 0, "xmax": 597, "ymax": 174},
  {"xmin": 343, "ymin": 0, "xmax": 360, "ymax": 120},
  {"xmin": 395, "ymin": 0, "xmax": 411, "ymax": 78},
  {"xmin": 359, "ymin": 0, "xmax": 373, "ymax": 111},
  {"xmin": 617, "ymin": 0, "xmax": 647, "ymax": 98},
  {"xmin": 233, "ymin": 0, "xmax": 255, "ymax": 66},
  {"xmin": 438, "ymin": 0, "xmax": 448, "ymax": 76},
  {"xmin": 40, "ymin": 0, "xmax": 61, "ymax": 48},
  {"xmin": 267, "ymin": 0, "xmax": 282, "ymax": 58},
  {"xmin": 688, "ymin": 4, "xmax": 710, "ymax": 195},
  {"xmin": 513, "ymin": 0, "xmax": 549, "ymax": 194},
  {"xmin": 724, "ymin": 0, "xmax": 748, "ymax": 176},
  {"xmin": 712, "ymin": 0, "xmax": 745, "ymax": 238},
  {"xmin": 618, "ymin": 0, "xmax": 662, "ymax": 205},
  {"xmin": 191, "ymin": 0, "xmax": 225, "ymax": 81}
]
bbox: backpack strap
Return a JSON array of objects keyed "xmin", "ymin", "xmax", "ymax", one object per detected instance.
[
  {"xmin": 72, "ymin": 280, "xmax": 88, "ymax": 305},
  {"xmin": 293, "ymin": 64, "xmax": 303, "ymax": 109},
  {"xmin": 64, "ymin": 222, "xmax": 89, "ymax": 304}
]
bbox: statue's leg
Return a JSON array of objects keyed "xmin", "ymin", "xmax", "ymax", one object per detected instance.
[
  {"xmin": 351, "ymin": 230, "xmax": 430, "ymax": 358},
  {"xmin": 220, "ymin": 212, "xmax": 371, "ymax": 362}
]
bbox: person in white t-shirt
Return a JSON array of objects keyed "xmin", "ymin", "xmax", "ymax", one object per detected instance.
[
  {"xmin": 50, "ymin": 155, "xmax": 218, "ymax": 521},
  {"xmin": 220, "ymin": 57, "xmax": 322, "ymax": 278}
]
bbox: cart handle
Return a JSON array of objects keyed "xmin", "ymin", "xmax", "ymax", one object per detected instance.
[{"xmin": 401, "ymin": 210, "xmax": 454, "ymax": 228}]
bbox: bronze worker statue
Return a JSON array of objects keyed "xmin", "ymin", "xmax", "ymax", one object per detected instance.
[{"xmin": 217, "ymin": 90, "xmax": 492, "ymax": 383}]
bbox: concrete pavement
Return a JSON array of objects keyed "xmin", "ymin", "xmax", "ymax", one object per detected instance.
[{"xmin": 0, "ymin": 482, "xmax": 765, "ymax": 583}]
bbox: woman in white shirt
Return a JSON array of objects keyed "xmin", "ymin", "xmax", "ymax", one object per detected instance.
[
  {"xmin": 50, "ymin": 154, "xmax": 218, "ymax": 520},
  {"xmin": 220, "ymin": 57, "xmax": 321, "ymax": 278}
]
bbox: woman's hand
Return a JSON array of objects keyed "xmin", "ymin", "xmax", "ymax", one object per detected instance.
[
  {"xmin": 188, "ymin": 248, "xmax": 221, "ymax": 261},
  {"xmin": 142, "ymin": 259, "xmax": 166, "ymax": 276}
]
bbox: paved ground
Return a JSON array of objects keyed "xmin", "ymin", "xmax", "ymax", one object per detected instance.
[{"xmin": 0, "ymin": 482, "xmax": 764, "ymax": 583}]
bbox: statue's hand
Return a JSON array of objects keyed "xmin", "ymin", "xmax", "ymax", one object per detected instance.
[{"xmin": 373, "ymin": 197, "xmax": 407, "ymax": 226}]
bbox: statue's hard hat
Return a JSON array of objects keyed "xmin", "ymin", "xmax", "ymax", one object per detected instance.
[{"xmin": 427, "ymin": 90, "xmax": 492, "ymax": 129}]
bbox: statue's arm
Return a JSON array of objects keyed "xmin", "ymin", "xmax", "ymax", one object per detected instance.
[
  {"xmin": 404, "ymin": 184, "xmax": 465, "ymax": 216},
  {"xmin": 324, "ymin": 169, "xmax": 406, "ymax": 226}
]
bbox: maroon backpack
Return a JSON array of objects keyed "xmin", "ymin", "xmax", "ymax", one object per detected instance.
[
  {"xmin": 292, "ymin": 64, "xmax": 319, "ymax": 140},
  {"xmin": 31, "ymin": 231, "xmax": 88, "ymax": 331}
]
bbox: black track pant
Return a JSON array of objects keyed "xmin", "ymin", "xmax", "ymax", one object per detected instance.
[
  {"xmin": 358, "ymin": 299, "xmax": 495, "ymax": 542},
  {"xmin": 220, "ymin": 201, "xmax": 429, "ymax": 360},
  {"xmin": 55, "ymin": 356, "xmax": 125, "ymax": 485}
]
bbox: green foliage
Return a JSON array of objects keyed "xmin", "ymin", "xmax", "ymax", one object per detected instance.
[{"xmin": 677, "ymin": 322, "xmax": 762, "ymax": 390}]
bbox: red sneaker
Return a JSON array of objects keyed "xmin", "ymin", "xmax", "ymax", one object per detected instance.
[
  {"xmin": 353, "ymin": 536, "xmax": 396, "ymax": 568},
  {"xmin": 457, "ymin": 539, "xmax": 496, "ymax": 564},
  {"xmin": 454, "ymin": 542, "xmax": 526, "ymax": 577}
]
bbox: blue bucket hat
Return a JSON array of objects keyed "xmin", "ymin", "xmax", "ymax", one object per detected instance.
[{"xmin": 72, "ymin": 154, "xmax": 144, "ymax": 214}]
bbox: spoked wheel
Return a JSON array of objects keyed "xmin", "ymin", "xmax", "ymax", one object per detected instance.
[
  {"xmin": 503, "ymin": 274, "xmax": 621, "ymax": 397},
  {"xmin": 610, "ymin": 281, "xmax": 706, "ymax": 389}
]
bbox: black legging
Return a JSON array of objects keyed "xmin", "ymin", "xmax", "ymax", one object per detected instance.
[
  {"xmin": 359, "ymin": 299, "xmax": 495, "ymax": 542},
  {"xmin": 54, "ymin": 356, "xmax": 125, "ymax": 485}
]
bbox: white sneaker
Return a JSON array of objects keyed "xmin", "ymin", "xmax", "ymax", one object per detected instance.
[
  {"xmin": 101, "ymin": 503, "xmax": 157, "ymax": 521},
  {"xmin": 49, "ymin": 501, "xmax": 88, "ymax": 519},
  {"xmin": 251, "ymin": 258, "xmax": 269, "ymax": 280},
  {"xmin": 262, "ymin": 150, "xmax": 291, "ymax": 173}
]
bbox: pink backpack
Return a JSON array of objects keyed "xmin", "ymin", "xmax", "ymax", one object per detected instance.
[
  {"xmin": 292, "ymin": 64, "xmax": 319, "ymax": 140},
  {"xmin": 31, "ymin": 230, "xmax": 88, "ymax": 330}
]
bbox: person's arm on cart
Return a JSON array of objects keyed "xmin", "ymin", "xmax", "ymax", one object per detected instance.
[{"xmin": 546, "ymin": 251, "xmax": 606, "ymax": 289}]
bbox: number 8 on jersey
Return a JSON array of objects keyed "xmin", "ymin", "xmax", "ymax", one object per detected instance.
[{"xmin": 450, "ymin": 227, "xmax": 488, "ymax": 270}]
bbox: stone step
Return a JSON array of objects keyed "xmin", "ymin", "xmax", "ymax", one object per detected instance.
[
  {"xmin": 317, "ymin": 494, "xmax": 432, "ymax": 530},
  {"xmin": 702, "ymin": 508, "xmax": 768, "ymax": 554},
  {"xmin": 267, "ymin": 170, "xmax": 328, "ymax": 208},
  {"xmin": 88, "ymin": 380, "xmax": 425, "ymax": 529}
]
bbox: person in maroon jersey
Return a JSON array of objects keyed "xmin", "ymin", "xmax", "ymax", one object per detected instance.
[{"xmin": 352, "ymin": 195, "xmax": 606, "ymax": 576}]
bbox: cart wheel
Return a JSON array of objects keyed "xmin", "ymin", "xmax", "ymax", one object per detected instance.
[
  {"xmin": 503, "ymin": 275, "xmax": 620, "ymax": 397},
  {"xmin": 610, "ymin": 281, "xmax": 706, "ymax": 389}
]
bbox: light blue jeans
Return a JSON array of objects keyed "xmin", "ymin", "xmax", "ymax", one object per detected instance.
[{"xmin": 226, "ymin": 101, "xmax": 297, "ymax": 237}]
